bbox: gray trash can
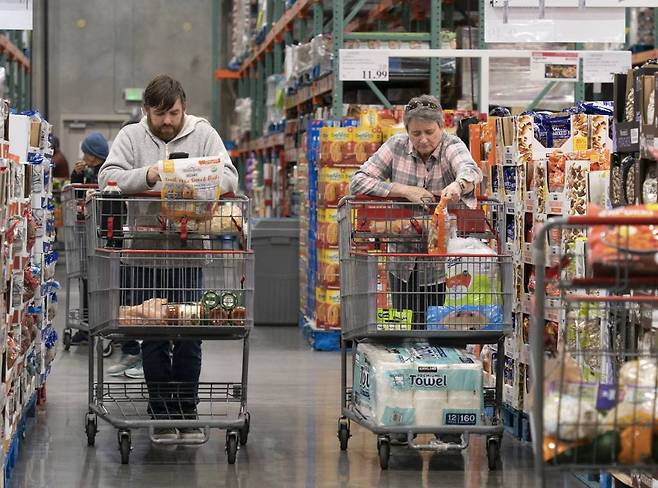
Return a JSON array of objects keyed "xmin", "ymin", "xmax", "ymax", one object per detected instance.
[{"xmin": 252, "ymin": 218, "xmax": 300, "ymax": 325}]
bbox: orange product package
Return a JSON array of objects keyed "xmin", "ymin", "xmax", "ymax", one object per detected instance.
[
  {"xmin": 318, "ymin": 166, "xmax": 358, "ymax": 206},
  {"xmin": 319, "ymin": 248, "xmax": 340, "ymax": 287},
  {"xmin": 319, "ymin": 207, "xmax": 339, "ymax": 247},
  {"xmin": 428, "ymin": 200, "xmax": 448, "ymax": 254},
  {"xmin": 324, "ymin": 288, "xmax": 341, "ymax": 329},
  {"xmin": 547, "ymin": 151, "xmax": 566, "ymax": 193},
  {"xmin": 352, "ymin": 127, "xmax": 382, "ymax": 164},
  {"xmin": 588, "ymin": 204, "xmax": 658, "ymax": 275}
]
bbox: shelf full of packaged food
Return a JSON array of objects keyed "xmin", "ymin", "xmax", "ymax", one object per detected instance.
[
  {"xmin": 239, "ymin": 0, "xmax": 314, "ymax": 75},
  {"xmin": 284, "ymin": 75, "xmax": 334, "ymax": 111}
]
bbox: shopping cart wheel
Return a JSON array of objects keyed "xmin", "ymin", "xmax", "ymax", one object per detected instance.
[
  {"xmin": 63, "ymin": 329, "xmax": 72, "ymax": 351},
  {"xmin": 239, "ymin": 412, "xmax": 250, "ymax": 446},
  {"xmin": 226, "ymin": 432, "xmax": 238, "ymax": 464},
  {"xmin": 377, "ymin": 436, "xmax": 390, "ymax": 470},
  {"xmin": 102, "ymin": 339, "xmax": 114, "ymax": 358},
  {"xmin": 85, "ymin": 413, "xmax": 98, "ymax": 447},
  {"xmin": 487, "ymin": 438, "xmax": 500, "ymax": 471},
  {"xmin": 118, "ymin": 430, "xmax": 131, "ymax": 464},
  {"xmin": 337, "ymin": 418, "xmax": 350, "ymax": 451}
]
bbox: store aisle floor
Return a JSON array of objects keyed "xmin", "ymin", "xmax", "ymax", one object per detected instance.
[{"xmin": 8, "ymin": 269, "xmax": 554, "ymax": 488}]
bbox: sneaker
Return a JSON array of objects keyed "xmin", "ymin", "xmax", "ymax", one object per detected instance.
[
  {"xmin": 107, "ymin": 353, "xmax": 141, "ymax": 376},
  {"xmin": 70, "ymin": 330, "xmax": 89, "ymax": 345},
  {"xmin": 151, "ymin": 427, "xmax": 179, "ymax": 442},
  {"xmin": 124, "ymin": 364, "xmax": 144, "ymax": 379},
  {"xmin": 178, "ymin": 427, "xmax": 205, "ymax": 442}
]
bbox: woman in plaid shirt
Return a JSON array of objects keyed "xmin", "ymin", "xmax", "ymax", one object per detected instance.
[{"xmin": 350, "ymin": 94, "xmax": 483, "ymax": 327}]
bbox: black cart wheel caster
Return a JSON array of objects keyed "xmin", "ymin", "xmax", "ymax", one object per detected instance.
[
  {"xmin": 487, "ymin": 438, "xmax": 501, "ymax": 471},
  {"xmin": 226, "ymin": 432, "xmax": 238, "ymax": 464},
  {"xmin": 377, "ymin": 436, "xmax": 390, "ymax": 470},
  {"xmin": 337, "ymin": 418, "xmax": 350, "ymax": 451},
  {"xmin": 85, "ymin": 414, "xmax": 98, "ymax": 447},
  {"xmin": 239, "ymin": 412, "xmax": 250, "ymax": 446},
  {"xmin": 118, "ymin": 430, "xmax": 131, "ymax": 464},
  {"xmin": 63, "ymin": 329, "xmax": 72, "ymax": 351}
]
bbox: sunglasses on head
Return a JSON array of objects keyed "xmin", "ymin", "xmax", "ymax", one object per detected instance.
[{"xmin": 405, "ymin": 100, "xmax": 440, "ymax": 112}]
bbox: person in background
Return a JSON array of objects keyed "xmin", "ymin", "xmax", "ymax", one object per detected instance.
[
  {"xmin": 70, "ymin": 132, "xmax": 108, "ymax": 184},
  {"xmin": 99, "ymin": 74, "xmax": 238, "ymax": 442},
  {"xmin": 51, "ymin": 136, "xmax": 70, "ymax": 179},
  {"xmin": 69, "ymin": 132, "xmax": 110, "ymax": 346}
]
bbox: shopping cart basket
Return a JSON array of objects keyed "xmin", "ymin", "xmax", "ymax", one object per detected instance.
[
  {"xmin": 532, "ymin": 213, "xmax": 658, "ymax": 486},
  {"xmin": 84, "ymin": 191, "xmax": 253, "ymax": 465},
  {"xmin": 61, "ymin": 183, "xmax": 97, "ymax": 350},
  {"xmin": 336, "ymin": 196, "xmax": 513, "ymax": 469}
]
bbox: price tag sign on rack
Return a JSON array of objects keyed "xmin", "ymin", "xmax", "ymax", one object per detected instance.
[{"xmin": 339, "ymin": 49, "xmax": 389, "ymax": 82}]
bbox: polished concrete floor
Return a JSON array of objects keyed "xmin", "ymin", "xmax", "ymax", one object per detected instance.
[{"xmin": 8, "ymin": 265, "xmax": 562, "ymax": 487}]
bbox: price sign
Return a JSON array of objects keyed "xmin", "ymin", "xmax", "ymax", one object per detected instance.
[{"xmin": 339, "ymin": 49, "xmax": 389, "ymax": 82}]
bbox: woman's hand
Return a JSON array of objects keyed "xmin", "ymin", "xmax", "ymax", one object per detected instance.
[
  {"xmin": 390, "ymin": 183, "xmax": 435, "ymax": 205},
  {"xmin": 440, "ymin": 181, "xmax": 462, "ymax": 204},
  {"xmin": 72, "ymin": 160, "xmax": 86, "ymax": 174}
]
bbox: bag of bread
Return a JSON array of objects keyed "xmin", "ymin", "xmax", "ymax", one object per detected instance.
[{"xmin": 158, "ymin": 156, "xmax": 228, "ymax": 221}]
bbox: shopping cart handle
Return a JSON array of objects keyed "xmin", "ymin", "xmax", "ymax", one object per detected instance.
[{"xmin": 132, "ymin": 191, "xmax": 237, "ymax": 199}]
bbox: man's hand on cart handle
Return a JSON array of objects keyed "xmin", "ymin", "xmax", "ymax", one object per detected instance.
[
  {"xmin": 389, "ymin": 183, "xmax": 435, "ymax": 206},
  {"xmin": 146, "ymin": 164, "xmax": 161, "ymax": 187}
]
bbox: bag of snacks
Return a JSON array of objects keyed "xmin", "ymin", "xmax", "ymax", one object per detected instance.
[{"xmin": 158, "ymin": 156, "xmax": 227, "ymax": 221}]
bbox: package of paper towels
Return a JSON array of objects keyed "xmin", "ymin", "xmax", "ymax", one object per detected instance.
[{"xmin": 352, "ymin": 342, "xmax": 484, "ymax": 428}]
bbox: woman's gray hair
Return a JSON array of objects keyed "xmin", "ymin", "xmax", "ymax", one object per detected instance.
[{"xmin": 403, "ymin": 94, "xmax": 445, "ymax": 129}]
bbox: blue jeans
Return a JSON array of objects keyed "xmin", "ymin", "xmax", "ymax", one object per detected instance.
[{"xmin": 121, "ymin": 266, "xmax": 202, "ymax": 418}]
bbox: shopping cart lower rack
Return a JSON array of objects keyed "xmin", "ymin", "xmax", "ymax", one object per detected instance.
[
  {"xmin": 84, "ymin": 191, "xmax": 253, "ymax": 465},
  {"xmin": 336, "ymin": 196, "xmax": 513, "ymax": 470}
]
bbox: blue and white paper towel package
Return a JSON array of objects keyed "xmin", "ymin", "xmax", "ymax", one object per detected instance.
[{"xmin": 352, "ymin": 342, "xmax": 484, "ymax": 428}]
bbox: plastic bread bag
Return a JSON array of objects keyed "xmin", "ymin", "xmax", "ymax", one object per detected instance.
[
  {"xmin": 158, "ymin": 155, "xmax": 229, "ymax": 221},
  {"xmin": 443, "ymin": 237, "xmax": 501, "ymax": 307}
]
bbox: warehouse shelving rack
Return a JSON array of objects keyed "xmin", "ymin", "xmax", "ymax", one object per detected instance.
[
  {"xmin": 0, "ymin": 31, "xmax": 31, "ymax": 112},
  {"xmin": 217, "ymin": 0, "xmax": 456, "ymax": 216}
]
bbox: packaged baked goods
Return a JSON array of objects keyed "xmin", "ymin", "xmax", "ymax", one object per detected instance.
[
  {"xmin": 158, "ymin": 156, "xmax": 228, "ymax": 221},
  {"xmin": 587, "ymin": 204, "xmax": 658, "ymax": 275},
  {"xmin": 118, "ymin": 297, "xmax": 169, "ymax": 325}
]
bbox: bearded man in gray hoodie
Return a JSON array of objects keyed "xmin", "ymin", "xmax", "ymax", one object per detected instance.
[{"xmin": 99, "ymin": 75, "xmax": 238, "ymax": 442}]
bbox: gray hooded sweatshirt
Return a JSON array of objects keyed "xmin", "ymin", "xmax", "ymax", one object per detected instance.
[
  {"xmin": 97, "ymin": 114, "xmax": 239, "ymax": 250},
  {"xmin": 99, "ymin": 114, "xmax": 238, "ymax": 193}
]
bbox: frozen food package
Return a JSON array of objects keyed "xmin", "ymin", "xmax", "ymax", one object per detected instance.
[{"xmin": 158, "ymin": 156, "xmax": 229, "ymax": 221}]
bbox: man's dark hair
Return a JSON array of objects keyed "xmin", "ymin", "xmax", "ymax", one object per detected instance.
[{"xmin": 143, "ymin": 75, "xmax": 186, "ymax": 111}]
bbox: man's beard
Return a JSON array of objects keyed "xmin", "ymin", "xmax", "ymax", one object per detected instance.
[{"xmin": 147, "ymin": 116, "xmax": 184, "ymax": 143}]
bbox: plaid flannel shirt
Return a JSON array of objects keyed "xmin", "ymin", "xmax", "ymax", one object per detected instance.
[{"xmin": 350, "ymin": 132, "xmax": 483, "ymax": 285}]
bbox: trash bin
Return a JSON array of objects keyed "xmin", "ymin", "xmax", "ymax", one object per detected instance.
[{"xmin": 252, "ymin": 218, "xmax": 299, "ymax": 325}]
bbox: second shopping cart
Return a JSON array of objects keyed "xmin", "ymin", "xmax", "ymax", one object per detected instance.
[{"xmin": 336, "ymin": 196, "xmax": 513, "ymax": 469}]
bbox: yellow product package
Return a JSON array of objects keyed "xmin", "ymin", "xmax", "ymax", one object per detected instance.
[{"xmin": 158, "ymin": 156, "xmax": 226, "ymax": 221}]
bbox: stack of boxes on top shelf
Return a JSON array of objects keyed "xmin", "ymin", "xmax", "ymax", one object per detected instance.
[
  {"xmin": 0, "ymin": 101, "xmax": 58, "ymax": 457},
  {"xmin": 614, "ymin": 62, "xmax": 658, "ymax": 207},
  {"xmin": 470, "ymin": 107, "xmax": 614, "ymax": 438}
]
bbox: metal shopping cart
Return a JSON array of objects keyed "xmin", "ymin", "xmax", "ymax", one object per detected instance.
[
  {"xmin": 532, "ymin": 213, "xmax": 658, "ymax": 486},
  {"xmin": 84, "ymin": 191, "xmax": 253, "ymax": 464},
  {"xmin": 61, "ymin": 183, "xmax": 99, "ymax": 351},
  {"xmin": 336, "ymin": 196, "xmax": 513, "ymax": 469}
]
